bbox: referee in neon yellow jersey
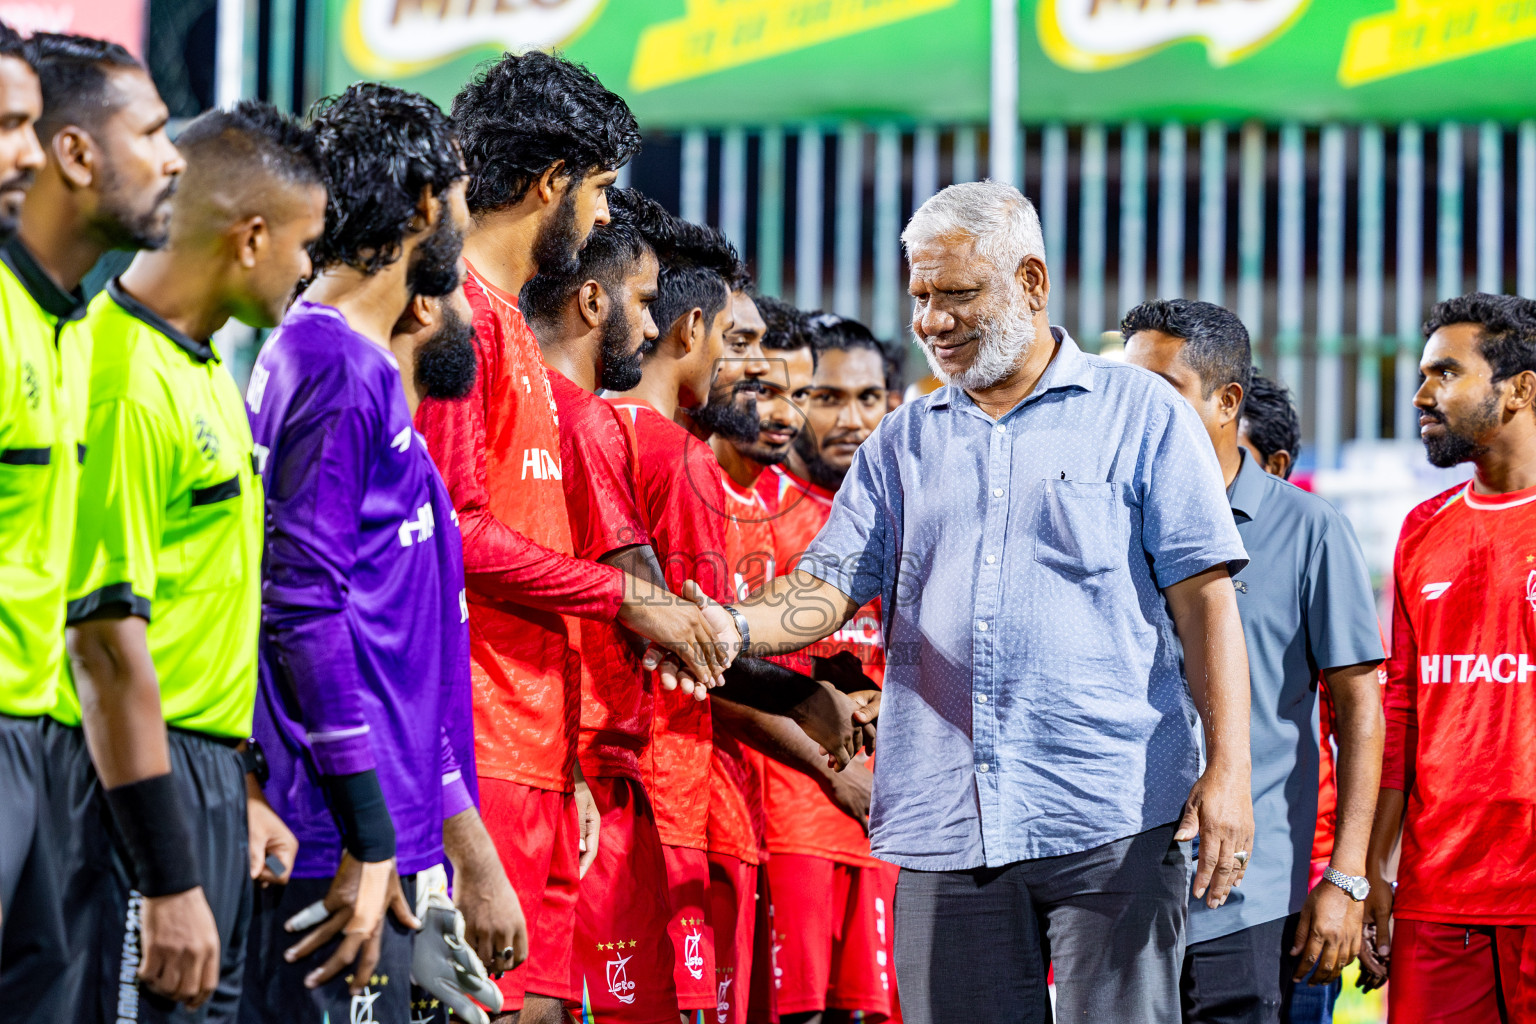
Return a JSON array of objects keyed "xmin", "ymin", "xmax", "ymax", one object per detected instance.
[
  {"xmin": 0, "ymin": 17, "xmax": 66, "ymax": 1015},
  {"xmin": 56, "ymin": 102, "xmax": 323, "ymax": 1022}
]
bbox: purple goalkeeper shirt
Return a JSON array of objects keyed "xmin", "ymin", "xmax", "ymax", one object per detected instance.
[{"xmin": 247, "ymin": 299, "xmax": 475, "ymax": 878}]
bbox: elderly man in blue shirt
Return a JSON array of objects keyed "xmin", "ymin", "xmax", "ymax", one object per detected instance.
[
  {"xmin": 1123, "ymin": 300, "xmax": 1385, "ymax": 1024},
  {"xmin": 709, "ymin": 180, "xmax": 1255, "ymax": 1024}
]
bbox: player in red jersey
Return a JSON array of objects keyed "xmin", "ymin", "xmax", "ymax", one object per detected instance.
[
  {"xmin": 751, "ymin": 313, "xmax": 903, "ymax": 1024},
  {"xmin": 416, "ymin": 55, "xmax": 727, "ymax": 1021},
  {"xmin": 522, "ymin": 191, "xmax": 689, "ymax": 1024},
  {"xmin": 608, "ymin": 238, "xmax": 739, "ymax": 1020},
  {"xmin": 1364, "ymin": 294, "xmax": 1536, "ymax": 1023}
]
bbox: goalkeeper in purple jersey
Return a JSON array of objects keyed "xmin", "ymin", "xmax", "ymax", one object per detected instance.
[{"xmin": 240, "ymin": 84, "xmax": 522, "ymax": 1024}]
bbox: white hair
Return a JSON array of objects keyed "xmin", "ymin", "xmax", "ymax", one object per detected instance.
[{"xmin": 901, "ymin": 179, "xmax": 1046, "ymax": 272}]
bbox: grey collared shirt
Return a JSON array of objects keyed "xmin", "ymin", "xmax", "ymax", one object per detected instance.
[
  {"xmin": 801, "ymin": 329, "xmax": 1248, "ymax": 870},
  {"xmin": 1187, "ymin": 449, "xmax": 1384, "ymax": 943}
]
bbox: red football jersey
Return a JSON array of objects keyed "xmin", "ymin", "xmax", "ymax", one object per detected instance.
[
  {"xmin": 1384, "ymin": 480, "xmax": 1536, "ymax": 925},
  {"xmin": 548, "ymin": 370, "xmax": 652, "ymax": 783},
  {"xmin": 707, "ymin": 469, "xmax": 779, "ymax": 864},
  {"xmin": 417, "ymin": 267, "xmax": 627, "ymax": 792},
  {"xmin": 755, "ymin": 465, "xmax": 885, "ymax": 867},
  {"xmin": 609, "ymin": 399, "xmax": 733, "ymax": 849},
  {"xmin": 1309, "ymin": 680, "xmax": 1336, "ymax": 871}
]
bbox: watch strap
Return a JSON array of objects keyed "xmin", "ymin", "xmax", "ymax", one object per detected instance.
[
  {"xmin": 1322, "ymin": 866, "xmax": 1369, "ymax": 901},
  {"xmin": 724, "ymin": 604, "xmax": 750, "ymax": 655}
]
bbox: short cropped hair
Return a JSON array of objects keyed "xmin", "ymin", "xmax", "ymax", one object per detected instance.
[
  {"xmin": 902, "ymin": 179, "xmax": 1046, "ymax": 273},
  {"xmin": 806, "ymin": 311, "xmax": 902, "ymax": 390},
  {"xmin": 0, "ymin": 22, "xmax": 28, "ymax": 63},
  {"xmin": 1240, "ymin": 374, "xmax": 1301, "ymax": 479},
  {"xmin": 307, "ymin": 83, "xmax": 463, "ymax": 275},
  {"xmin": 755, "ymin": 294, "xmax": 810, "ymax": 355},
  {"xmin": 451, "ymin": 49, "xmax": 640, "ymax": 215},
  {"xmin": 1121, "ymin": 298, "xmax": 1252, "ymax": 400},
  {"xmin": 520, "ymin": 186, "xmax": 654, "ymax": 326},
  {"xmin": 1423, "ymin": 292, "xmax": 1536, "ymax": 385},
  {"xmin": 621, "ymin": 193, "xmax": 731, "ymax": 337},
  {"xmin": 174, "ymin": 100, "xmax": 324, "ymax": 191},
  {"xmin": 25, "ymin": 32, "xmax": 141, "ymax": 142}
]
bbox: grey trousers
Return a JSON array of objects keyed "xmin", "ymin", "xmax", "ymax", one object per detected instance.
[{"xmin": 894, "ymin": 822, "xmax": 1191, "ymax": 1024}]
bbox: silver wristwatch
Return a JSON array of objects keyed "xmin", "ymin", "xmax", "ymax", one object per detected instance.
[
  {"xmin": 723, "ymin": 604, "xmax": 750, "ymax": 653},
  {"xmin": 1322, "ymin": 866, "xmax": 1370, "ymax": 902}
]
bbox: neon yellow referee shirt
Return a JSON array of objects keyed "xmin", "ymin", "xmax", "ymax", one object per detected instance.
[
  {"xmin": 0, "ymin": 239, "xmax": 87, "ymax": 718},
  {"xmin": 62, "ymin": 278, "xmax": 262, "ymax": 739}
]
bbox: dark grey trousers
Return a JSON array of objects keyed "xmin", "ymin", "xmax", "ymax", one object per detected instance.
[{"xmin": 894, "ymin": 822, "xmax": 1191, "ymax": 1024}]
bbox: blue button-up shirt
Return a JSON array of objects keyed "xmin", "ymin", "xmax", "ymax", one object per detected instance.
[
  {"xmin": 802, "ymin": 329, "xmax": 1248, "ymax": 870},
  {"xmin": 1188, "ymin": 449, "xmax": 1383, "ymax": 943}
]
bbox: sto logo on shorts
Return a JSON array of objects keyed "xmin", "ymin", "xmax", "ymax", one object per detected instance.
[
  {"xmin": 606, "ymin": 951, "xmax": 637, "ymax": 1004},
  {"xmin": 716, "ymin": 977, "xmax": 733, "ymax": 1023},
  {"xmin": 684, "ymin": 929, "xmax": 705, "ymax": 980}
]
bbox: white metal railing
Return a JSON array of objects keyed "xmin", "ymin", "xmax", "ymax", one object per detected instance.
[{"xmin": 671, "ymin": 120, "xmax": 1536, "ymax": 471}]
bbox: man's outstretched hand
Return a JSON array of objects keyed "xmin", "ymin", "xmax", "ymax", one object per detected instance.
[{"xmin": 620, "ymin": 577, "xmax": 737, "ymax": 695}]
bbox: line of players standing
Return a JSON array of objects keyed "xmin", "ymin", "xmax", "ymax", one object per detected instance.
[{"xmin": 0, "ymin": 27, "xmax": 906, "ymax": 1024}]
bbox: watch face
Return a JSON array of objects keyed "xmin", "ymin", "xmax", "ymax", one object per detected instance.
[{"xmin": 1349, "ymin": 877, "xmax": 1369, "ymax": 900}]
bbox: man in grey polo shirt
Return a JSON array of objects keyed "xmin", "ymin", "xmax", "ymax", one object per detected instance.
[
  {"xmin": 1123, "ymin": 299, "xmax": 1385, "ymax": 1024},
  {"xmin": 707, "ymin": 181, "xmax": 1255, "ymax": 1024}
]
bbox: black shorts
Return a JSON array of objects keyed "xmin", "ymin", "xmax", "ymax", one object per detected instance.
[
  {"xmin": 241, "ymin": 874, "xmax": 423, "ymax": 1024},
  {"xmin": 0, "ymin": 714, "xmax": 70, "ymax": 1024},
  {"xmin": 44, "ymin": 723, "xmax": 252, "ymax": 1024}
]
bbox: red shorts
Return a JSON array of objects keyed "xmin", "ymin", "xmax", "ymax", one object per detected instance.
[
  {"xmin": 764, "ymin": 854, "xmax": 899, "ymax": 1020},
  {"xmin": 568, "ymin": 776, "xmax": 678, "ymax": 1024},
  {"xmin": 747, "ymin": 868, "xmax": 778, "ymax": 1024},
  {"xmin": 708, "ymin": 852, "xmax": 758, "ymax": 1024},
  {"xmin": 663, "ymin": 844, "xmax": 717, "ymax": 1011},
  {"xmin": 1388, "ymin": 918, "xmax": 1536, "ymax": 1023},
  {"xmin": 479, "ymin": 778, "xmax": 580, "ymax": 1008}
]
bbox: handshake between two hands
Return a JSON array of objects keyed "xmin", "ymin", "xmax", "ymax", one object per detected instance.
[{"xmin": 624, "ymin": 579, "xmax": 879, "ymax": 772}]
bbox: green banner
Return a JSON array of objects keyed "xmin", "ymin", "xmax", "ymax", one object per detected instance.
[
  {"xmin": 323, "ymin": 0, "xmax": 989, "ymax": 127},
  {"xmin": 1023, "ymin": 0, "xmax": 1536, "ymax": 124},
  {"xmin": 323, "ymin": 0, "xmax": 1536, "ymax": 127}
]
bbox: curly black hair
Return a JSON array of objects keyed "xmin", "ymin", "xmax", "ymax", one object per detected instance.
[
  {"xmin": 0, "ymin": 22, "xmax": 27, "ymax": 64},
  {"xmin": 451, "ymin": 49, "xmax": 640, "ymax": 215},
  {"xmin": 1121, "ymin": 297, "xmax": 1252, "ymax": 400},
  {"xmin": 307, "ymin": 83, "xmax": 463, "ymax": 276},
  {"xmin": 25, "ymin": 32, "xmax": 141, "ymax": 141},
  {"xmin": 174, "ymin": 99, "xmax": 324, "ymax": 191},
  {"xmin": 1424, "ymin": 292, "xmax": 1536, "ymax": 385},
  {"xmin": 520, "ymin": 186, "xmax": 654, "ymax": 327},
  {"xmin": 1239, "ymin": 374, "xmax": 1301, "ymax": 478}
]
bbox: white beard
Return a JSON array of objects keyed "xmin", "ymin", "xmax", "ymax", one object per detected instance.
[{"xmin": 919, "ymin": 296, "xmax": 1039, "ymax": 392}]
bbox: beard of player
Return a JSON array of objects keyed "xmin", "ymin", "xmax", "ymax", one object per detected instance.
[
  {"xmin": 413, "ymin": 298, "xmax": 477, "ymax": 401},
  {"xmin": 1421, "ymin": 390, "xmax": 1503, "ymax": 468},
  {"xmin": 597, "ymin": 295, "xmax": 646, "ymax": 392}
]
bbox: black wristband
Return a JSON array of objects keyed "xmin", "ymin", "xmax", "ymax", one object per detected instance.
[
  {"xmin": 319, "ymin": 769, "xmax": 396, "ymax": 862},
  {"xmin": 103, "ymin": 773, "xmax": 201, "ymax": 898},
  {"xmin": 242, "ymin": 739, "xmax": 269, "ymax": 787}
]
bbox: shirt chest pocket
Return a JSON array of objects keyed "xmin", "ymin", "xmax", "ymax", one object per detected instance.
[
  {"xmin": 167, "ymin": 470, "xmax": 247, "ymax": 593},
  {"xmin": 1033, "ymin": 480, "xmax": 1124, "ymax": 577}
]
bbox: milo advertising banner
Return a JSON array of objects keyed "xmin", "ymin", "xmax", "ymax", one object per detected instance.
[
  {"xmin": 326, "ymin": 0, "xmax": 991, "ymax": 125},
  {"xmin": 325, "ymin": 0, "xmax": 1536, "ymax": 126},
  {"xmin": 1027, "ymin": 0, "xmax": 1536, "ymax": 123}
]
